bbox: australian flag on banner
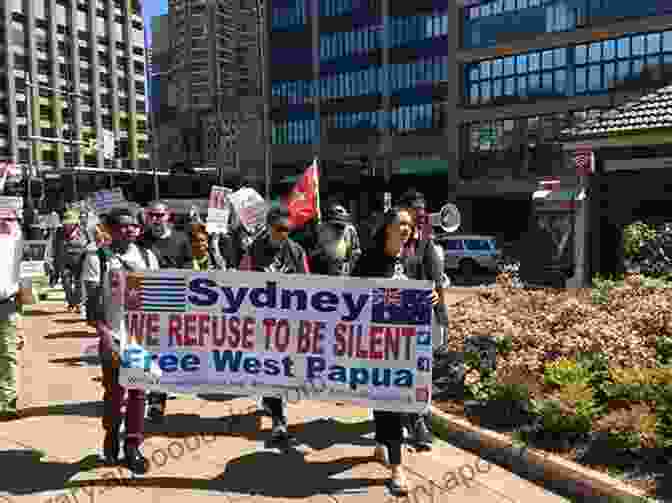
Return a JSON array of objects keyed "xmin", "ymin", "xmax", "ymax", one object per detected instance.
[{"xmin": 371, "ymin": 288, "xmax": 432, "ymax": 325}]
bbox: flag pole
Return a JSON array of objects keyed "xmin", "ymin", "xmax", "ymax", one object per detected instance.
[{"xmin": 314, "ymin": 157, "xmax": 321, "ymax": 223}]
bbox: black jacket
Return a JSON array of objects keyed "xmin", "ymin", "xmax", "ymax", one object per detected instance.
[{"xmin": 248, "ymin": 232, "xmax": 310, "ymax": 274}]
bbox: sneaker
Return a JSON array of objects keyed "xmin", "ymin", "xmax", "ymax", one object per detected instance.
[
  {"xmin": 388, "ymin": 466, "xmax": 410, "ymax": 496},
  {"xmin": 411, "ymin": 417, "xmax": 433, "ymax": 451},
  {"xmin": 374, "ymin": 443, "xmax": 389, "ymax": 465},
  {"xmin": 123, "ymin": 445, "xmax": 149, "ymax": 475}
]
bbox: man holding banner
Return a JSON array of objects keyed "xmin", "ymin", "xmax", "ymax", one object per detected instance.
[
  {"xmin": 98, "ymin": 207, "xmax": 160, "ymax": 473},
  {"xmin": 240, "ymin": 206, "xmax": 310, "ymax": 444}
]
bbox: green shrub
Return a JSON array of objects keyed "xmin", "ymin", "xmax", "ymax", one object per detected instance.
[
  {"xmin": 657, "ymin": 336, "xmax": 672, "ymax": 366},
  {"xmin": 543, "ymin": 358, "xmax": 592, "ymax": 387},
  {"xmin": 591, "ymin": 274, "xmax": 623, "ymax": 305},
  {"xmin": 623, "ymin": 221, "xmax": 657, "ymax": 259},
  {"xmin": 532, "ymin": 398, "xmax": 598, "ymax": 436}
]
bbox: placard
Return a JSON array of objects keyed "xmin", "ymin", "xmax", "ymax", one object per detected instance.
[
  {"xmin": 118, "ymin": 270, "xmax": 433, "ymax": 413},
  {"xmin": 228, "ymin": 188, "xmax": 268, "ymax": 233},
  {"xmin": 89, "ymin": 188, "xmax": 126, "ymax": 215},
  {"xmin": 206, "ymin": 186, "xmax": 233, "ymax": 234}
]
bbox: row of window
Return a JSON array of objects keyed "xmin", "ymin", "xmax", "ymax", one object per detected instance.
[
  {"xmin": 272, "ymin": 3, "xmax": 307, "ymax": 30},
  {"xmin": 465, "ymin": 30, "xmax": 672, "ymax": 103},
  {"xmin": 463, "ymin": 0, "xmax": 662, "ymax": 49},
  {"xmin": 316, "ymin": 13, "xmax": 448, "ymax": 62},
  {"xmin": 272, "ymin": 57, "xmax": 449, "ymax": 103},
  {"xmin": 272, "ymin": 103, "xmax": 440, "ymax": 144}
]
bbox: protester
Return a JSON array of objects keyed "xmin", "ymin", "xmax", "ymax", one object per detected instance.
[
  {"xmin": 97, "ymin": 207, "xmax": 159, "ymax": 473},
  {"xmin": 351, "ymin": 207, "xmax": 410, "ymax": 495},
  {"xmin": 191, "ymin": 223, "xmax": 222, "ymax": 271},
  {"xmin": 397, "ymin": 189, "xmax": 447, "ymax": 452},
  {"xmin": 0, "ymin": 207, "xmax": 27, "ymax": 421},
  {"xmin": 54, "ymin": 207, "xmax": 89, "ymax": 312},
  {"xmin": 240, "ymin": 206, "xmax": 310, "ymax": 443},
  {"xmin": 81, "ymin": 221, "xmax": 113, "ymax": 328},
  {"xmin": 309, "ymin": 203, "xmax": 361, "ymax": 276},
  {"xmin": 140, "ymin": 200, "xmax": 192, "ymax": 422}
]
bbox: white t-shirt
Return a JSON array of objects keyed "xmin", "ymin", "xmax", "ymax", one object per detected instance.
[
  {"xmin": 0, "ymin": 233, "xmax": 22, "ymax": 302},
  {"xmin": 101, "ymin": 244, "xmax": 160, "ymax": 343}
]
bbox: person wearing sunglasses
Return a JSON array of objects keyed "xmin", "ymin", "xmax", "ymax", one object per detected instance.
[
  {"xmin": 239, "ymin": 206, "xmax": 310, "ymax": 444},
  {"xmin": 140, "ymin": 200, "xmax": 192, "ymax": 423},
  {"xmin": 97, "ymin": 207, "xmax": 159, "ymax": 474}
]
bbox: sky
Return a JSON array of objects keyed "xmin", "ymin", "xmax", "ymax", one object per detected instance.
[{"xmin": 142, "ymin": 0, "xmax": 168, "ymax": 47}]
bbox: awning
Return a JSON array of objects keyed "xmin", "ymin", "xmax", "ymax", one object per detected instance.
[{"xmin": 394, "ymin": 159, "xmax": 449, "ymax": 176}]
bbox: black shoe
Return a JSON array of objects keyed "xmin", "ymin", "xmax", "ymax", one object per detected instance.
[
  {"xmin": 123, "ymin": 445, "xmax": 149, "ymax": 474},
  {"xmin": 147, "ymin": 404, "xmax": 165, "ymax": 424},
  {"xmin": 103, "ymin": 430, "xmax": 120, "ymax": 464},
  {"xmin": 411, "ymin": 417, "xmax": 433, "ymax": 451},
  {"xmin": 270, "ymin": 417, "xmax": 291, "ymax": 443}
]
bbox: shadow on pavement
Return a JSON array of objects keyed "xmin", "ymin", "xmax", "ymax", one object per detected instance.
[
  {"xmin": 0, "ymin": 450, "xmax": 100, "ymax": 496},
  {"xmin": 19, "ymin": 400, "xmax": 103, "ymax": 419},
  {"xmin": 49, "ymin": 356, "xmax": 100, "ymax": 366},
  {"xmin": 46, "ymin": 330, "xmax": 96, "ymax": 340},
  {"xmin": 51, "ymin": 319, "xmax": 86, "ymax": 325},
  {"xmin": 144, "ymin": 412, "xmax": 376, "ymax": 452},
  {"xmin": 63, "ymin": 448, "xmax": 383, "ymax": 498}
]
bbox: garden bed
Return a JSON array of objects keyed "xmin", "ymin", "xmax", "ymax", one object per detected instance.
[{"xmin": 435, "ymin": 273, "xmax": 672, "ymax": 500}]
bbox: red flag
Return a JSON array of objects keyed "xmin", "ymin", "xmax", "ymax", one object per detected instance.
[{"xmin": 285, "ymin": 159, "xmax": 321, "ymax": 229}]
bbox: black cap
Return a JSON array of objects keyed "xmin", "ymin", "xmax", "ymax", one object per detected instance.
[
  {"xmin": 326, "ymin": 204, "xmax": 350, "ymax": 225},
  {"xmin": 398, "ymin": 189, "xmax": 426, "ymax": 210}
]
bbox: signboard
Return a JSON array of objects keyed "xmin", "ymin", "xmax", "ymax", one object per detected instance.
[
  {"xmin": 117, "ymin": 270, "xmax": 434, "ymax": 413},
  {"xmin": 89, "ymin": 188, "xmax": 126, "ymax": 215},
  {"xmin": 102, "ymin": 131, "xmax": 115, "ymax": 160},
  {"xmin": 0, "ymin": 196, "xmax": 23, "ymax": 220},
  {"xmin": 228, "ymin": 187, "xmax": 268, "ymax": 233},
  {"xmin": 206, "ymin": 186, "xmax": 233, "ymax": 234}
]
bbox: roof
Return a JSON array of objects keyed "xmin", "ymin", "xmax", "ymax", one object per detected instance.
[{"xmin": 561, "ymin": 84, "xmax": 672, "ymax": 139}]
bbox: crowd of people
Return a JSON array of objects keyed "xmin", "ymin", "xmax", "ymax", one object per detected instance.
[{"xmin": 0, "ymin": 189, "xmax": 450, "ymax": 496}]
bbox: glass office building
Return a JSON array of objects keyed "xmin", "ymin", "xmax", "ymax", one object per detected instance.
[{"xmin": 270, "ymin": 0, "xmax": 449, "ymax": 156}]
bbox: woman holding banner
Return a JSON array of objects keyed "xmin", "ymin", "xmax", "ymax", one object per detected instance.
[{"xmin": 351, "ymin": 207, "xmax": 411, "ymax": 496}]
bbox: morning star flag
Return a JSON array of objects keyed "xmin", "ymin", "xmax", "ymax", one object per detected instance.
[
  {"xmin": 126, "ymin": 273, "xmax": 187, "ymax": 312},
  {"xmin": 285, "ymin": 159, "xmax": 320, "ymax": 229},
  {"xmin": 118, "ymin": 270, "xmax": 434, "ymax": 413}
]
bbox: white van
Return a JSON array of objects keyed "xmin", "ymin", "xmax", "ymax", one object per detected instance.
[{"xmin": 434, "ymin": 234, "xmax": 502, "ymax": 277}]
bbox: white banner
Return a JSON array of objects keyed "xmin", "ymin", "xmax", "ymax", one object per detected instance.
[
  {"xmin": 228, "ymin": 188, "xmax": 268, "ymax": 233},
  {"xmin": 117, "ymin": 270, "xmax": 434, "ymax": 413},
  {"xmin": 206, "ymin": 186, "xmax": 233, "ymax": 234}
]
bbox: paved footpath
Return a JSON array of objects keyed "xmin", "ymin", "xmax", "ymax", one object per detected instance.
[{"xmin": 0, "ymin": 289, "xmax": 569, "ymax": 503}]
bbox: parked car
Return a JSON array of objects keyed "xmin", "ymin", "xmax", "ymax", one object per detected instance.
[{"xmin": 435, "ymin": 234, "xmax": 502, "ymax": 277}]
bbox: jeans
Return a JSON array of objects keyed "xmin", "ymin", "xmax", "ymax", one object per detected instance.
[
  {"xmin": 99, "ymin": 338, "xmax": 145, "ymax": 448},
  {"xmin": 62, "ymin": 267, "xmax": 82, "ymax": 307},
  {"xmin": 374, "ymin": 410, "xmax": 403, "ymax": 465},
  {"xmin": 262, "ymin": 396, "xmax": 286, "ymax": 422},
  {"xmin": 0, "ymin": 314, "xmax": 19, "ymax": 414}
]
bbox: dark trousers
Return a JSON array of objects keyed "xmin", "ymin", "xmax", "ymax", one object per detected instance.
[
  {"xmin": 99, "ymin": 340, "xmax": 145, "ymax": 448},
  {"xmin": 148, "ymin": 391, "xmax": 168, "ymax": 411},
  {"xmin": 374, "ymin": 410, "xmax": 403, "ymax": 465},
  {"xmin": 262, "ymin": 396, "xmax": 285, "ymax": 421}
]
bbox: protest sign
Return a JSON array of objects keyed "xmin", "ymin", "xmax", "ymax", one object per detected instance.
[
  {"xmin": 228, "ymin": 188, "xmax": 267, "ymax": 233},
  {"xmin": 89, "ymin": 188, "xmax": 126, "ymax": 215},
  {"xmin": 118, "ymin": 270, "xmax": 433, "ymax": 413},
  {"xmin": 20, "ymin": 240, "xmax": 48, "ymax": 278},
  {"xmin": 207, "ymin": 186, "xmax": 233, "ymax": 234},
  {"xmin": 0, "ymin": 196, "xmax": 23, "ymax": 220}
]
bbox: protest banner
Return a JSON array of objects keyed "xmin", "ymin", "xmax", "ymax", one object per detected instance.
[
  {"xmin": 117, "ymin": 270, "xmax": 434, "ymax": 413},
  {"xmin": 89, "ymin": 188, "xmax": 126, "ymax": 215},
  {"xmin": 206, "ymin": 186, "xmax": 233, "ymax": 234},
  {"xmin": 228, "ymin": 188, "xmax": 267, "ymax": 233}
]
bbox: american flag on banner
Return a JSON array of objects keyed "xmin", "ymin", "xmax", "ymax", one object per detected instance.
[
  {"xmin": 575, "ymin": 144, "xmax": 595, "ymax": 176},
  {"xmin": 126, "ymin": 273, "xmax": 187, "ymax": 312}
]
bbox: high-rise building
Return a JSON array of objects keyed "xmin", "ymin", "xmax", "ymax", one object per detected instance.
[
  {"xmin": 270, "ymin": 0, "xmax": 672, "ymax": 235},
  {"xmin": 0, "ymin": 0, "xmax": 150, "ymax": 202},
  {"xmin": 151, "ymin": 0, "xmax": 265, "ymax": 192}
]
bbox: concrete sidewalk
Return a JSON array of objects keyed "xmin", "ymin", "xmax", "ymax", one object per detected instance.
[{"xmin": 0, "ymin": 298, "xmax": 569, "ymax": 503}]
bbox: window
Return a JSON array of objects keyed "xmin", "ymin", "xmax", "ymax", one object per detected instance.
[
  {"xmin": 617, "ymin": 37, "xmax": 630, "ymax": 58},
  {"xmin": 588, "ymin": 65, "xmax": 601, "ymax": 91},
  {"xmin": 603, "ymin": 40, "xmax": 616, "ymax": 60},
  {"xmin": 632, "ymin": 35, "xmax": 644, "ymax": 56},
  {"xmin": 589, "ymin": 42, "xmax": 601, "ymax": 63},
  {"xmin": 647, "ymin": 33, "xmax": 661, "ymax": 54},
  {"xmin": 464, "ymin": 239, "xmax": 493, "ymax": 251},
  {"xmin": 575, "ymin": 45, "xmax": 587, "ymax": 65}
]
